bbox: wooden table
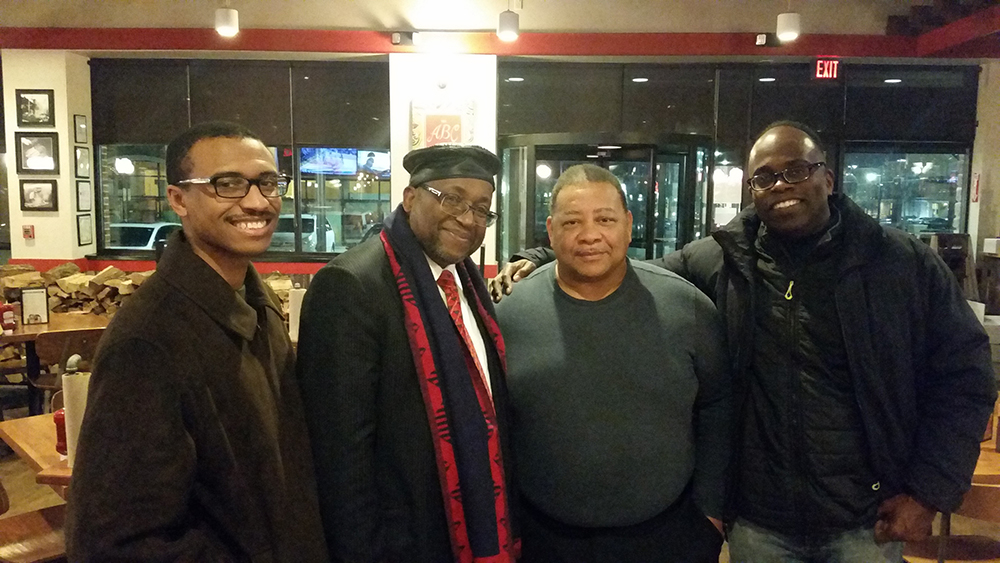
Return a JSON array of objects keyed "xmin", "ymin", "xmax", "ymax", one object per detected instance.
[
  {"xmin": 0, "ymin": 413, "xmax": 70, "ymax": 497},
  {"xmin": 3, "ymin": 312, "xmax": 108, "ymax": 415}
]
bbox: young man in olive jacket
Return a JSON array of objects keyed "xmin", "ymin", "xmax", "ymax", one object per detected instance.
[
  {"xmin": 66, "ymin": 122, "xmax": 328, "ymax": 562},
  {"xmin": 492, "ymin": 122, "xmax": 997, "ymax": 562}
]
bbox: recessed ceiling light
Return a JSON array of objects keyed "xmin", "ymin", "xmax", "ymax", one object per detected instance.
[
  {"xmin": 758, "ymin": 77, "xmax": 776, "ymax": 83},
  {"xmin": 586, "ymin": 154, "xmax": 599, "ymax": 159},
  {"xmin": 884, "ymin": 78, "xmax": 902, "ymax": 84},
  {"xmin": 632, "ymin": 77, "xmax": 649, "ymax": 83},
  {"xmin": 507, "ymin": 77, "xmax": 524, "ymax": 82},
  {"xmin": 597, "ymin": 145, "xmax": 621, "ymax": 150}
]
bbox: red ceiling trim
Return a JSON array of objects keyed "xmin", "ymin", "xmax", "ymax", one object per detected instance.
[
  {"xmin": 916, "ymin": 4, "xmax": 1000, "ymax": 57},
  {"xmin": 0, "ymin": 27, "xmax": 921, "ymax": 58}
]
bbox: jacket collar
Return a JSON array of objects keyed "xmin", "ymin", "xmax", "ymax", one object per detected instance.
[
  {"xmin": 156, "ymin": 230, "xmax": 280, "ymax": 341},
  {"xmin": 711, "ymin": 193, "xmax": 885, "ymax": 280}
]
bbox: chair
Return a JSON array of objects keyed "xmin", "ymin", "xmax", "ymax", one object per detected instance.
[
  {"xmin": 28, "ymin": 328, "xmax": 104, "ymax": 414},
  {"xmin": 34, "ymin": 328, "xmax": 105, "ymax": 378},
  {"xmin": 0, "ymin": 481, "xmax": 66, "ymax": 563},
  {"xmin": 903, "ymin": 478, "xmax": 1000, "ymax": 563}
]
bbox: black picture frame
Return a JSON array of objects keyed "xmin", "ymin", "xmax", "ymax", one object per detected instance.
[
  {"xmin": 74, "ymin": 114, "xmax": 88, "ymax": 143},
  {"xmin": 75, "ymin": 146, "xmax": 91, "ymax": 178},
  {"xmin": 15, "ymin": 132, "xmax": 59, "ymax": 174},
  {"xmin": 19, "ymin": 179, "xmax": 58, "ymax": 212},
  {"xmin": 77, "ymin": 214, "xmax": 93, "ymax": 246},
  {"xmin": 76, "ymin": 180, "xmax": 92, "ymax": 212},
  {"xmin": 15, "ymin": 89, "xmax": 55, "ymax": 127},
  {"xmin": 20, "ymin": 288, "xmax": 49, "ymax": 325}
]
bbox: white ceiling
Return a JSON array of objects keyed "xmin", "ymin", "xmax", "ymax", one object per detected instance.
[{"xmin": 1, "ymin": 0, "xmax": 927, "ymax": 35}]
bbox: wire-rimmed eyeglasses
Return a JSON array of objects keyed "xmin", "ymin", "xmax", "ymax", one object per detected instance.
[
  {"xmin": 176, "ymin": 173, "xmax": 291, "ymax": 199},
  {"xmin": 419, "ymin": 184, "xmax": 498, "ymax": 227},
  {"xmin": 747, "ymin": 162, "xmax": 825, "ymax": 192}
]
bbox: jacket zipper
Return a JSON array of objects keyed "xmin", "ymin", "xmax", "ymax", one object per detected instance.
[{"xmin": 785, "ymin": 280, "xmax": 794, "ymax": 300}]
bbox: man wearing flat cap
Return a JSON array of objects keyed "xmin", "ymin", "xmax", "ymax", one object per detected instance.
[{"xmin": 298, "ymin": 145, "xmax": 519, "ymax": 563}]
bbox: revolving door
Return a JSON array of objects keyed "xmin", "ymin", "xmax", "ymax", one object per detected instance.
[{"xmin": 497, "ymin": 133, "xmax": 713, "ymax": 262}]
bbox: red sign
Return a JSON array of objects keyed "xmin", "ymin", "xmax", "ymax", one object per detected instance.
[
  {"xmin": 425, "ymin": 115, "xmax": 462, "ymax": 146},
  {"xmin": 815, "ymin": 59, "xmax": 840, "ymax": 80}
]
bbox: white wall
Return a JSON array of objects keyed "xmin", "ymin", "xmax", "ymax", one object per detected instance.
[
  {"xmin": 972, "ymin": 60, "xmax": 1000, "ymax": 256},
  {"xmin": 388, "ymin": 52, "xmax": 499, "ymax": 266},
  {"xmin": 3, "ymin": 49, "xmax": 94, "ymax": 260}
]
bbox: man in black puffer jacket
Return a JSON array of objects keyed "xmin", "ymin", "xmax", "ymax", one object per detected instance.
[{"xmin": 494, "ymin": 121, "xmax": 997, "ymax": 562}]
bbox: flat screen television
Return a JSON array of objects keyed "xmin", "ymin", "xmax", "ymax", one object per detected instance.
[
  {"xmin": 300, "ymin": 147, "xmax": 358, "ymax": 175},
  {"xmin": 357, "ymin": 150, "xmax": 391, "ymax": 178}
]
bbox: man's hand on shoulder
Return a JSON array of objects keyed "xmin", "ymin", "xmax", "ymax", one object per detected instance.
[
  {"xmin": 874, "ymin": 493, "xmax": 936, "ymax": 544},
  {"xmin": 489, "ymin": 259, "xmax": 537, "ymax": 303}
]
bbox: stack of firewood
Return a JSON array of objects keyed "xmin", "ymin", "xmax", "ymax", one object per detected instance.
[
  {"xmin": 1, "ymin": 263, "xmax": 154, "ymax": 317},
  {"xmin": 0, "ymin": 263, "xmax": 299, "ymax": 319}
]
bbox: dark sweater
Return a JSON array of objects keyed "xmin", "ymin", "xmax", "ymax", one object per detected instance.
[{"xmin": 496, "ymin": 260, "xmax": 732, "ymax": 527}]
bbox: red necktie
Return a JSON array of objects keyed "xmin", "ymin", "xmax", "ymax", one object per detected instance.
[{"xmin": 437, "ymin": 270, "xmax": 491, "ymax": 398}]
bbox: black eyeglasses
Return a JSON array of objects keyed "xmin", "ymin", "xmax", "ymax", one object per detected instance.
[
  {"xmin": 419, "ymin": 185, "xmax": 498, "ymax": 227},
  {"xmin": 177, "ymin": 173, "xmax": 291, "ymax": 199},
  {"xmin": 747, "ymin": 162, "xmax": 825, "ymax": 192}
]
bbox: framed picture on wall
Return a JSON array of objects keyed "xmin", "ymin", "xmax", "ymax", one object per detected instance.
[
  {"xmin": 20, "ymin": 288, "xmax": 49, "ymax": 325},
  {"xmin": 75, "ymin": 146, "xmax": 91, "ymax": 178},
  {"xmin": 19, "ymin": 179, "xmax": 58, "ymax": 212},
  {"xmin": 14, "ymin": 132, "xmax": 59, "ymax": 174},
  {"xmin": 76, "ymin": 180, "xmax": 92, "ymax": 212},
  {"xmin": 77, "ymin": 214, "xmax": 93, "ymax": 246},
  {"xmin": 74, "ymin": 114, "xmax": 88, "ymax": 143},
  {"xmin": 15, "ymin": 89, "xmax": 55, "ymax": 127}
]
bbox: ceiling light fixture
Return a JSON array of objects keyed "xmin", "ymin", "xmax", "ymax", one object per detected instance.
[
  {"xmin": 884, "ymin": 78, "xmax": 902, "ymax": 84},
  {"xmin": 497, "ymin": 0, "xmax": 520, "ymax": 43},
  {"xmin": 597, "ymin": 145, "xmax": 621, "ymax": 150},
  {"xmin": 776, "ymin": 12, "xmax": 800, "ymax": 42},
  {"xmin": 506, "ymin": 77, "xmax": 524, "ymax": 82},
  {"xmin": 758, "ymin": 77, "xmax": 776, "ymax": 82},
  {"xmin": 215, "ymin": 3, "xmax": 239, "ymax": 38},
  {"xmin": 632, "ymin": 77, "xmax": 649, "ymax": 83}
]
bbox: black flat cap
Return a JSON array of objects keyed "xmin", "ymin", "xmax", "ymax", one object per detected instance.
[{"xmin": 403, "ymin": 145, "xmax": 500, "ymax": 188}]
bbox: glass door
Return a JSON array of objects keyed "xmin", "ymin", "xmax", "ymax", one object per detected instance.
[{"xmin": 496, "ymin": 133, "xmax": 712, "ymax": 263}]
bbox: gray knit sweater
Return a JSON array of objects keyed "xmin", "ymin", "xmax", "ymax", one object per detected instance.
[{"xmin": 496, "ymin": 259, "xmax": 732, "ymax": 526}]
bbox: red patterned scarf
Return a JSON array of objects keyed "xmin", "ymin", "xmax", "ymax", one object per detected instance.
[{"xmin": 379, "ymin": 206, "xmax": 517, "ymax": 562}]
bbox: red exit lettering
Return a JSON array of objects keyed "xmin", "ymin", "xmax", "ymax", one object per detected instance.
[{"xmin": 815, "ymin": 59, "xmax": 840, "ymax": 79}]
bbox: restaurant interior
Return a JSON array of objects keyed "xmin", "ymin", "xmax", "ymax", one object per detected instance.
[{"xmin": 0, "ymin": 0, "xmax": 998, "ymax": 561}]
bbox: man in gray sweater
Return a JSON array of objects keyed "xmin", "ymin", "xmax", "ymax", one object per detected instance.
[{"xmin": 495, "ymin": 164, "xmax": 732, "ymax": 563}]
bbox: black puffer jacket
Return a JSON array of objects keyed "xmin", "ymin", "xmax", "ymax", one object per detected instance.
[{"xmin": 658, "ymin": 193, "xmax": 997, "ymax": 517}]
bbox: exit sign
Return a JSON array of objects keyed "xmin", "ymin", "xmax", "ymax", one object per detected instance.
[{"xmin": 815, "ymin": 59, "xmax": 840, "ymax": 80}]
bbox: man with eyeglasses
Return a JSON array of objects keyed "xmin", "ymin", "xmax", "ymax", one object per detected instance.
[
  {"xmin": 491, "ymin": 121, "xmax": 995, "ymax": 562},
  {"xmin": 67, "ymin": 121, "xmax": 328, "ymax": 562},
  {"xmin": 297, "ymin": 145, "xmax": 519, "ymax": 562}
]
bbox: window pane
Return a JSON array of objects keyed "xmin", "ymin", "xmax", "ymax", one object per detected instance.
[
  {"xmin": 189, "ymin": 61, "xmax": 292, "ymax": 145},
  {"xmin": 292, "ymin": 62, "xmax": 390, "ymax": 147},
  {"xmin": 622, "ymin": 65, "xmax": 715, "ymax": 135},
  {"xmin": 98, "ymin": 144, "xmax": 179, "ymax": 251},
  {"xmin": 750, "ymin": 65, "xmax": 843, "ymax": 141},
  {"xmin": 91, "ymin": 60, "xmax": 189, "ymax": 144},
  {"xmin": 499, "ymin": 63, "xmax": 622, "ymax": 135},
  {"xmin": 845, "ymin": 67, "xmax": 977, "ymax": 142},
  {"xmin": 297, "ymin": 146, "xmax": 390, "ymax": 253},
  {"xmin": 841, "ymin": 150, "xmax": 968, "ymax": 236}
]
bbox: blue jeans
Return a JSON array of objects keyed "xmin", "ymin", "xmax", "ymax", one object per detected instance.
[{"xmin": 727, "ymin": 518, "xmax": 903, "ymax": 563}]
